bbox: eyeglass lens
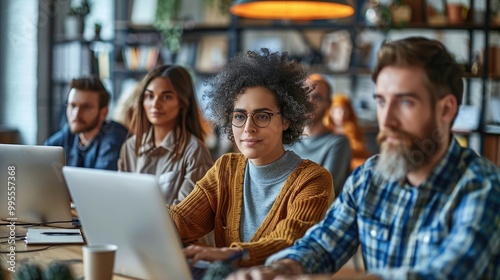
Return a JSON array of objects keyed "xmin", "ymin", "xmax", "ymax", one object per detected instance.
[{"xmin": 231, "ymin": 112, "xmax": 274, "ymax": 128}]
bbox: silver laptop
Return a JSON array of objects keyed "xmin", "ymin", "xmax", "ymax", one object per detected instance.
[
  {"xmin": 62, "ymin": 166, "xmax": 198, "ymax": 280},
  {"xmin": 0, "ymin": 144, "xmax": 72, "ymax": 227}
]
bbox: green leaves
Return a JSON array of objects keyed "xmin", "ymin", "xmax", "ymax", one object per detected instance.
[
  {"xmin": 154, "ymin": 0, "xmax": 183, "ymax": 52},
  {"xmin": 68, "ymin": 0, "xmax": 91, "ymax": 17}
]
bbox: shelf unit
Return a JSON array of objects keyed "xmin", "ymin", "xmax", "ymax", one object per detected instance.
[
  {"xmin": 49, "ymin": 36, "xmax": 114, "ymax": 132},
  {"xmin": 47, "ymin": 0, "xmax": 500, "ymax": 162}
]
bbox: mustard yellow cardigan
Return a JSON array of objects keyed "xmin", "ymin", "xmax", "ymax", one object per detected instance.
[{"xmin": 169, "ymin": 153, "xmax": 334, "ymax": 266}]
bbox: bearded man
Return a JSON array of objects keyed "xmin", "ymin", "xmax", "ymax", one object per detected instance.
[
  {"xmin": 229, "ymin": 37, "xmax": 500, "ymax": 280},
  {"xmin": 45, "ymin": 76, "xmax": 128, "ymax": 170}
]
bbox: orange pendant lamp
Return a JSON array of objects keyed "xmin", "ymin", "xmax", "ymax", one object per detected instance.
[{"xmin": 230, "ymin": 0, "xmax": 355, "ymax": 20}]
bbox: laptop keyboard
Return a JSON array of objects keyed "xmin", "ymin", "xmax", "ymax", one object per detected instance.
[{"xmin": 191, "ymin": 266, "xmax": 207, "ymax": 280}]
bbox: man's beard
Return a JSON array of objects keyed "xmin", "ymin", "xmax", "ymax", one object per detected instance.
[
  {"xmin": 70, "ymin": 115, "xmax": 101, "ymax": 134},
  {"xmin": 374, "ymin": 122, "xmax": 440, "ymax": 182}
]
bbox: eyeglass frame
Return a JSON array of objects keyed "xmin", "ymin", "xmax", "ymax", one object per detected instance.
[{"xmin": 229, "ymin": 111, "xmax": 282, "ymax": 128}]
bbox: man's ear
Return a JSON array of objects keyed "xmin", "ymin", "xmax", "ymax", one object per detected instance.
[
  {"xmin": 439, "ymin": 94, "xmax": 458, "ymax": 125},
  {"xmin": 99, "ymin": 107, "xmax": 108, "ymax": 122}
]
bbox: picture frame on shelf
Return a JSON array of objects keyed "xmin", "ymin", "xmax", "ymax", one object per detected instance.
[
  {"xmin": 242, "ymin": 30, "xmax": 309, "ymax": 59},
  {"xmin": 175, "ymin": 41, "xmax": 197, "ymax": 67},
  {"xmin": 350, "ymin": 30, "xmax": 385, "ymax": 71},
  {"xmin": 195, "ymin": 35, "xmax": 228, "ymax": 73},
  {"xmin": 321, "ymin": 30, "xmax": 352, "ymax": 72},
  {"xmin": 426, "ymin": 0, "xmax": 448, "ymax": 25},
  {"xmin": 129, "ymin": 0, "xmax": 157, "ymax": 27}
]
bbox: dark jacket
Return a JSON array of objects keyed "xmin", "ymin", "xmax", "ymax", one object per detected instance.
[{"xmin": 45, "ymin": 120, "xmax": 129, "ymax": 170}]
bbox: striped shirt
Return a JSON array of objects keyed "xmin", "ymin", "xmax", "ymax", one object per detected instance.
[{"xmin": 267, "ymin": 139, "xmax": 500, "ymax": 280}]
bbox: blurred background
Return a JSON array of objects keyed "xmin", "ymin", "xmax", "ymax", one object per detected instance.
[{"xmin": 0, "ymin": 0, "xmax": 499, "ymax": 165}]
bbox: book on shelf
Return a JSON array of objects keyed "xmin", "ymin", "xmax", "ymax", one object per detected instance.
[
  {"xmin": 122, "ymin": 46, "xmax": 160, "ymax": 71},
  {"xmin": 195, "ymin": 35, "xmax": 227, "ymax": 73},
  {"xmin": 52, "ymin": 41, "xmax": 112, "ymax": 81},
  {"xmin": 97, "ymin": 51, "xmax": 111, "ymax": 79},
  {"xmin": 52, "ymin": 42, "xmax": 83, "ymax": 81}
]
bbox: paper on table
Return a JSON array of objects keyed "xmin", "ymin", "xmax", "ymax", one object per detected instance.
[{"xmin": 25, "ymin": 228, "xmax": 84, "ymax": 245}]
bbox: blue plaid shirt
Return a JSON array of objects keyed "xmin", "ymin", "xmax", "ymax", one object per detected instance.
[{"xmin": 267, "ymin": 139, "xmax": 500, "ymax": 280}]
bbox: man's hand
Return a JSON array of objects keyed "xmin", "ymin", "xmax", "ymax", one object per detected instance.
[{"xmin": 183, "ymin": 244, "xmax": 241, "ymax": 266}]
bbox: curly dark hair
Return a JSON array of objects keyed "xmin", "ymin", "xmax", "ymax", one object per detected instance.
[{"xmin": 203, "ymin": 48, "xmax": 315, "ymax": 145}]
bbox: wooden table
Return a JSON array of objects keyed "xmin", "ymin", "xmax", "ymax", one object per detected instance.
[
  {"xmin": 0, "ymin": 225, "xmax": 132, "ymax": 279},
  {"xmin": 1, "ymin": 225, "xmax": 364, "ymax": 279},
  {"xmin": 0, "ymin": 126, "xmax": 19, "ymax": 144}
]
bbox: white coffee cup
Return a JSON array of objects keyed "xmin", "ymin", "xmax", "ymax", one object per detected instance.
[{"xmin": 83, "ymin": 244, "xmax": 118, "ymax": 280}]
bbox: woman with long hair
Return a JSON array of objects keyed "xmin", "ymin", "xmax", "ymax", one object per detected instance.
[
  {"xmin": 118, "ymin": 65, "xmax": 213, "ymax": 205},
  {"xmin": 324, "ymin": 94, "xmax": 370, "ymax": 170}
]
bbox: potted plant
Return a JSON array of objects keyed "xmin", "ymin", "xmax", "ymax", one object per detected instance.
[
  {"xmin": 446, "ymin": 0, "xmax": 468, "ymax": 24},
  {"xmin": 65, "ymin": 0, "xmax": 92, "ymax": 38},
  {"xmin": 153, "ymin": 0, "xmax": 232, "ymax": 54},
  {"xmin": 94, "ymin": 22, "xmax": 102, "ymax": 40},
  {"xmin": 390, "ymin": 0, "xmax": 412, "ymax": 27}
]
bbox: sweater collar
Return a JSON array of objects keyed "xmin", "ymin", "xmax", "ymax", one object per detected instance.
[{"xmin": 247, "ymin": 151, "xmax": 301, "ymax": 183}]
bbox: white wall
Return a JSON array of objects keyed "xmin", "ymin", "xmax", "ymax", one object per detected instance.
[{"xmin": 2, "ymin": 0, "xmax": 39, "ymax": 144}]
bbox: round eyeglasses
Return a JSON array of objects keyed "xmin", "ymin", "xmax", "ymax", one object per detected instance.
[{"xmin": 229, "ymin": 111, "xmax": 281, "ymax": 128}]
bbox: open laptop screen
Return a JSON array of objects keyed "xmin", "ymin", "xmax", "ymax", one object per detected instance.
[
  {"xmin": 0, "ymin": 144, "xmax": 72, "ymax": 227},
  {"xmin": 62, "ymin": 166, "xmax": 202, "ymax": 279}
]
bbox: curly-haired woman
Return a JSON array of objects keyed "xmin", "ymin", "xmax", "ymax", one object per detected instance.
[{"xmin": 169, "ymin": 49, "xmax": 334, "ymax": 267}]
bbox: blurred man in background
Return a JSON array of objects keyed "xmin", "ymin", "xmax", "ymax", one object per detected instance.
[
  {"xmin": 288, "ymin": 74, "xmax": 351, "ymax": 196},
  {"xmin": 45, "ymin": 76, "xmax": 128, "ymax": 170}
]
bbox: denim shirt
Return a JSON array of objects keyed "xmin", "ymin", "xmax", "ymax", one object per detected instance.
[{"xmin": 45, "ymin": 120, "xmax": 129, "ymax": 170}]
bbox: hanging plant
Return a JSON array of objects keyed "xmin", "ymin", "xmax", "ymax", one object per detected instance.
[
  {"xmin": 153, "ymin": 0, "xmax": 183, "ymax": 53},
  {"xmin": 153, "ymin": 0, "xmax": 233, "ymax": 52}
]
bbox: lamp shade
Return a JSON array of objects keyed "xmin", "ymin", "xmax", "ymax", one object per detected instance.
[{"xmin": 230, "ymin": 0, "xmax": 355, "ymax": 20}]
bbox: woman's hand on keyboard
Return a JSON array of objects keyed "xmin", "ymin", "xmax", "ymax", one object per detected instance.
[{"xmin": 184, "ymin": 244, "xmax": 242, "ymax": 267}]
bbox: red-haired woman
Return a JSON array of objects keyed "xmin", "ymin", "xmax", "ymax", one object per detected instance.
[{"xmin": 324, "ymin": 94, "xmax": 370, "ymax": 170}]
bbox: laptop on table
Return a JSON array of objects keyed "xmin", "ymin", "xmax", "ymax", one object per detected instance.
[
  {"xmin": 0, "ymin": 144, "xmax": 72, "ymax": 227},
  {"xmin": 62, "ymin": 167, "xmax": 207, "ymax": 280}
]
